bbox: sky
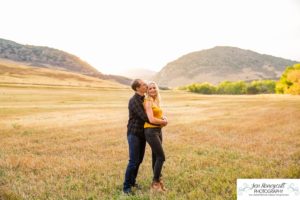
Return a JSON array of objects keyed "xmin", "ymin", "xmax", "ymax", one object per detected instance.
[{"xmin": 0, "ymin": 0, "xmax": 299, "ymax": 75}]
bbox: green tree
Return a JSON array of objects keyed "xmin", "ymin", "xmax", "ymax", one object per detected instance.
[
  {"xmin": 248, "ymin": 80, "xmax": 276, "ymax": 94},
  {"xmin": 217, "ymin": 81, "xmax": 247, "ymax": 94},
  {"xmin": 186, "ymin": 83, "xmax": 216, "ymax": 94}
]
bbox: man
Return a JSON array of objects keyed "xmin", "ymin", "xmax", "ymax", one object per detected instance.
[{"xmin": 123, "ymin": 79, "xmax": 167, "ymax": 194}]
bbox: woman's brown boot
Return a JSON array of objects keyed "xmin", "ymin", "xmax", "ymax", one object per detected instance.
[
  {"xmin": 151, "ymin": 181, "xmax": 163, "ymax": 192},
  {"xmin": 159, "ymin": 180, "xmax": 167, "ymax": 191}
]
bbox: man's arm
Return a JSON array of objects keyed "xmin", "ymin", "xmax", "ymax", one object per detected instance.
[{"xmin": 130, "ymin": 98, "xmax": 149, "ymax": 122}]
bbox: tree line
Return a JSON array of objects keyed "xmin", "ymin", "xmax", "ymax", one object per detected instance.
[{"xmin": 179, "ymin": 63, "xmax": 300, "ymax": 95}]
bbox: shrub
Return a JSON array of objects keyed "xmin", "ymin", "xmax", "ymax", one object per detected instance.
[
  {"xmin": 182, "ymin": 80, "xmax": 276, "ymax": 95},
  {"xmin": 217, "ymin": 81, "xmax": 247, "ymax": 94},
  {"xmin": 248, "ymin": 80, "xmax": 276, "ymax": 94},
  {"xmin": 186, "ymin": 83, "xmax": 216, "ymax": 94}
]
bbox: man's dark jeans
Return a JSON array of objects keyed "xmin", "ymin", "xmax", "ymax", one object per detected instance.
[{"xmin": 123, "ymin": 133, "xmax": 146, "ymax": 191}]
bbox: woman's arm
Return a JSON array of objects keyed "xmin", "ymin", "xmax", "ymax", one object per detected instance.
[{"xmin": 144, "ymin": 100, "xmax": 167, "ymax": 125}]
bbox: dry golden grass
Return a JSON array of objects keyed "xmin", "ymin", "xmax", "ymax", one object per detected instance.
[{"xmin": 0, "ymin": 84, "xmax": 299, "ymax": 200}]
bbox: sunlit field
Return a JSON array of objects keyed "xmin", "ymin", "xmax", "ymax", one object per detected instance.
[{"xmin": 0, "ymin": 84, "xmax": 300, "ymax": 200}]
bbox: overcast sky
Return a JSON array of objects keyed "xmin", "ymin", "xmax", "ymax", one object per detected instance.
[{"xmin": 1, "ymin": 0, "xmax": 299, "ymax": 74}]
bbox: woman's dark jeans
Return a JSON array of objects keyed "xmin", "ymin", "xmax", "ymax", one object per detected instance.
[{"xmin": 145, "ymin": 128, "xmax": 165, "ymax": 182}]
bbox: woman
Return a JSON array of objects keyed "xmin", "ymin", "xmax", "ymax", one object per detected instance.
[{"xmin": 144, "ymin": 81, "xmax": 168, "ymax": 192}]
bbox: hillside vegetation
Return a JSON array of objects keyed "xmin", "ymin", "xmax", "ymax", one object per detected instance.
[{"xmin": 154, "ymin": 46, "xmax": 298, "ymax": 87}]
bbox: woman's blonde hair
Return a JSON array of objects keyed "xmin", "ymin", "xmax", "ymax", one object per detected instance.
[{"xmin": 146, "ymin": 81, "xmax": 161, "ymax": 107}]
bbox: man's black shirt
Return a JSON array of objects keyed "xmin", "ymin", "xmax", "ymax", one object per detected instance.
[{"xmin": 127, "ymin": 93, "xmax": 149, "ymax": 137}]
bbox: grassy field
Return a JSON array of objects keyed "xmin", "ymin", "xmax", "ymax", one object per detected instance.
[{"xmin": 0, "ymin": 84, "xmax": 300, "ymax": 200}]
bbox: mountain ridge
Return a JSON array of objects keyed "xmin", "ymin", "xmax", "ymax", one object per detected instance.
[
  {"xmin": 0, "ymin": 38, "xmax": 131, "ymax": 85},
  {"xmin": 154, "ymin": 46, "xmax": 299, "ymax": 87}
]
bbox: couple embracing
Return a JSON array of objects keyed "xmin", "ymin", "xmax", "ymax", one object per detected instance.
[{"xmin": 123, "ymin": 79, "xmax": 168, "ymax": 194}]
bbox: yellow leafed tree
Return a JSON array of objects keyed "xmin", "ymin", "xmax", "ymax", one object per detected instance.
[{"xmin": 276, "ymin": 63, "xmax": 300, "ymax": 95}]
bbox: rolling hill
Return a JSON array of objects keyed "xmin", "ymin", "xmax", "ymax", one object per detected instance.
[
  {"xmin": 0, "ymin": 59, "xmax": 126, "ymax": 89},
  {"xmin": 0, "ymin": 38, "xmax": 131, "ymax": 85},
  {"xmin": 154, "ymin": 46, "xmax": 299, "ymax": 87}
]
